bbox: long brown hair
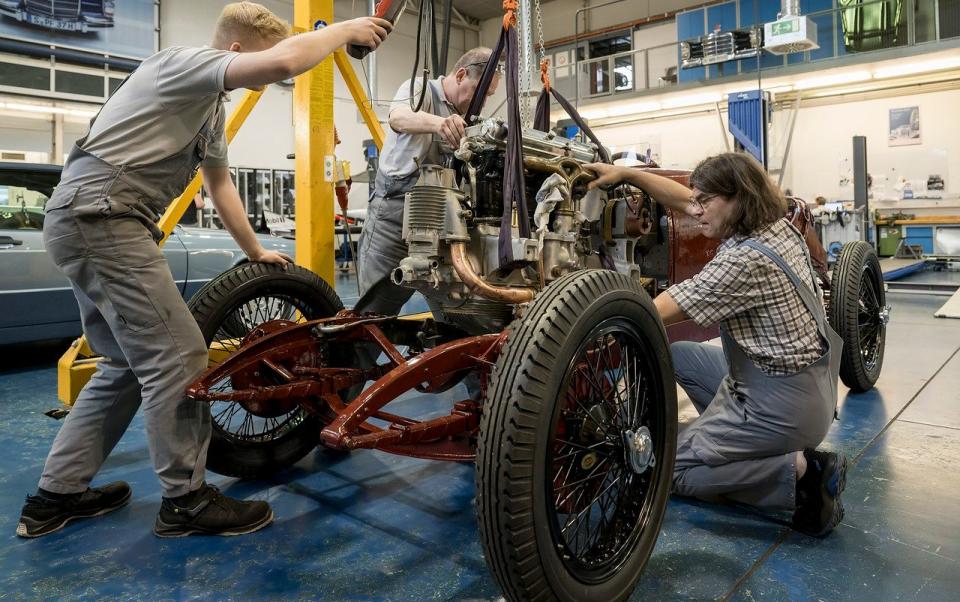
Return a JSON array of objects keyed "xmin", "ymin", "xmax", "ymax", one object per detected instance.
[{"xmin": 689, "ymin": 152, "xmax": 786, "ymax": 237}]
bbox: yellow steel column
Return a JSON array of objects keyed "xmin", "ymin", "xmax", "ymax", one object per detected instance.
[
  {"xmin": 294, "ymin": 0, "xmax": 336, "ymax": 282},
  {"xmin": 333, "ymin": 49, "xmax": 385, "ymax": 150}
]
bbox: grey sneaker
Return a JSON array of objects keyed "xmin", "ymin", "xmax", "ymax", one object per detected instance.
[
  {"xmin": 17, "ymin": 482, "xmax": 131, "ymax": 538},
  {"xmin": 154, "ymin": 484, "xmax": 273, "ymax": 537}
]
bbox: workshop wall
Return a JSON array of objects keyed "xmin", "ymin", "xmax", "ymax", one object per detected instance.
[
  {"xmin": 0, "ymin": 115, "xmax": 88, "ymax": 163},
  {"xmin": 784, "ymin": 88, "xmax": 960, "ymax": 200},
  {"xmin": 591, "ymin": 86, "xmax": 960, "ymax": 201},
  {"xmin": 0, "ymin": 117, "xmax": 59, "ymax": 160}
]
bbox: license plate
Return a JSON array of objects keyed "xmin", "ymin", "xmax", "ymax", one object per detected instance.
[{"xmin": 26, "ymin": 14, "xmax": 84, "ymax": 32}]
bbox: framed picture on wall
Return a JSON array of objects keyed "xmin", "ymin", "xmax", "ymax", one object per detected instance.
[
  {"xmin": 888, "ymin": 107, "xmax": 921, "ymax": 147},
  {"xmin": 0, "ymin": 0, "xmax": 158, "ymax": 58}
]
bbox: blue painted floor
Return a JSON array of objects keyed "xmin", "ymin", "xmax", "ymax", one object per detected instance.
[{"xmin": 2, "ymin": 274, "xmax": 959, "ymax": 600}]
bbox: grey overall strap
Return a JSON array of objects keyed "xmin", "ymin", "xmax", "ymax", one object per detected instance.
[{"xmin": 741, "ymin": 239, "xmax": 830, "ymax": 340}]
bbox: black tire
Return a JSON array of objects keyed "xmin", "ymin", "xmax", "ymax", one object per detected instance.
[
  {"xmin": 476, "ymin": 270, "xmax": 677, "ymax": 601},
  {"xmin": 189, "ymin": 262, "xmax": 344, "ymax": 478},
  {"xmin": 828, "ymin": 241, "xmax": 887, "ymax": 393}
]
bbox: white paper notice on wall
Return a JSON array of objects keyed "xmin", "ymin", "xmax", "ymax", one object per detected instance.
[
  {"xmin": 554, "ymin": 50, "xmax": 570, "ymax": 67},
  {"xmin": 889, "ymin": 107, "xmax": 921, "ymax": 147}
]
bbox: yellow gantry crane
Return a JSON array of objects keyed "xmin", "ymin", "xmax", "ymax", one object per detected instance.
[{"xmin": 58, "ymin": 0, "xmax": 385, "ymax": 404}]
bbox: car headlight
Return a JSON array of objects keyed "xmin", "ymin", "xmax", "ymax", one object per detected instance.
[
  {"xmin": 680, "ymin": 42, "xmax": 691, "ymax": 61},
  {"xmin": 102, "ymin": 0, "xmax": 115, "ymax": 16}
]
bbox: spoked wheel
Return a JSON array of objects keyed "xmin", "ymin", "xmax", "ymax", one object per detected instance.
[
  {"xmin": 189, "ymin": 262, "xmax": 344, "ymax": 478},
  {"xmin": 477, "ymin": 270, "xmax": 677, "ymax": 601},
  {"xmin": 828, "ymin": 241, "xmax": 888, "ymax": 392}
]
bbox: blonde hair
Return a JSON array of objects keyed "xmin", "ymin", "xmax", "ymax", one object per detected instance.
[{"xmin": 213, "ymin": 2, "xmax": 290, "ymax": 47}]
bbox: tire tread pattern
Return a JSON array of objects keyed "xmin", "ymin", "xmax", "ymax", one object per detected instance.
[
  {"xmin": 828, "ymin": 241, "xmax": 886, "ymax": 392},
  {"xmin": 475, "ymin": 270, "xmax": 675, "ymax": 601}
]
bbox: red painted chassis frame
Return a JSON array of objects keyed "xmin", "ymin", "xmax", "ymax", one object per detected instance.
[{"xmin": 187, "ymin": 182, "xmax": 827, "ymax": 465}]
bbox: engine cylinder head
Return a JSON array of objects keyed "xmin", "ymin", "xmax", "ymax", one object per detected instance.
[{"xmin": 406, "ymin": 186, "xmax": 447, "ymax": 232}]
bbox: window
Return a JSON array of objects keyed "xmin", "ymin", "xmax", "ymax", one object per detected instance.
[
  {"xmin": 0, "ymin": 52, "xmax": 131, "ymax": 100},
  {"xmin": 237, "ymin": 168, "xmax": 257, "ymax": 228},
  {"xmin": 942, "ymin": 0, "xmax": 960, "ymax": 38},
  {"xmin": 0, "ymin": 184, "xmax": 51, "ymax": 230},
  {"xmin": 108, "ymin": 77, "xmax": 126, "ymax": 95},
  {"xmin": 0, "ymin": 61, "xmax": 50, "ymax": 90},
  {"xmin": 255, "ymin": 170, "xmax": 273, "ymax": 216},
  {"xmin": 839, "ymin": 0, "xmax": 907, "ymax": 52},
  {"xmin": 55, "ymin": 70, "xmax": 105, "ymax": 97},
  {"xmin": 587, "ymin": 33, "xmax": 632, "ymax": 96},
  {"xmin": 273, "ymin": 170, "xmax": 295, "ymax": 218}
]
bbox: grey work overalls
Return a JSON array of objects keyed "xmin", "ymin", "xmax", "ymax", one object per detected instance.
[
  {"xmin": 355, "ymin": 78, "xmax": 450, "ymax": 315},
  {"xmin": 38, "ymin": 91, "xmax": 223, "ymax": 498},
  {"xmin": 672, "ymin": 236, "xmax": 842, "ymax": 511}
]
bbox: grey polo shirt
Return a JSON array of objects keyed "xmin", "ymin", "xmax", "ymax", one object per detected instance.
[
  {"xmin": 82, "ymin": 46, "xmax": 237, "ymax": 168},
  {"xmin": 378, "ymin": 76, "xmax": 457, "ymax": 179}
]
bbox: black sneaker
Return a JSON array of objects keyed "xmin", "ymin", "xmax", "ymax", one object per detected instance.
[
  {"xmin": 793, "ymin": 449, "xmax": 847, "ymax": 537},
  {"xmin": 16, "ymin": 481, "xmax": 132, "ymax": 538},
  {"xmin": 154, "ymin": 484, "xmax": 273, "ymax": 538}
]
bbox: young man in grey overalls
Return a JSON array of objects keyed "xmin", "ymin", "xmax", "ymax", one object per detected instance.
[
  {"xmin": 355, "ymin": 47, "xmax": 499, "ymax": 318},
  {"xmin": 17, "ymin": 2, "xmax": 391, "ymax": 539},
  {"xmin": 588, "ymin": 152, "xmax": 848, "ymax": 537}
]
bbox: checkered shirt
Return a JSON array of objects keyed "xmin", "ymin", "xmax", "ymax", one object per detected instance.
[{"xmin": 667, "ymin": 219, "xmax": 826, "ymax": 375}]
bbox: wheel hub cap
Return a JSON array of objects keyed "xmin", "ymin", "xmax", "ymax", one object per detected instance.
[
  {"xmin": 880, "ymin": 304, "xmax": 891, "ymax": 325},
  {"xmin": 624, "ymin": 426, "xmax": 655, "ymax": 474}
]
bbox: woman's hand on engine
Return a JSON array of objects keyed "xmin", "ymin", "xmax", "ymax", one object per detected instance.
[{"xmin": 585, "ymin": 163, "xmax": 630, "ymax": 190}]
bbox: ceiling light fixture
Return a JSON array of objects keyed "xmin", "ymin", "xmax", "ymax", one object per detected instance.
[
  {"xmin": 794, "ymin": 70, "xmax": 871, "ymax": 90},
  {"xmin": 661, "ymin": 92, "xmax": 722, "ymax": 109},
  {"xmin": 607, "ymin": 101, "xmax": 661, "ymax": 117},
  {"xmin": 0, "ymin": 102, "xmax": 97, "ymax": 118},
  {"xmin": 872, "ymin": 56, "xmax": 960, "ymax": 79}
]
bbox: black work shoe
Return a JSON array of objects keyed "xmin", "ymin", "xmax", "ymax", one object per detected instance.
[
  {"xmin": 154, "ymin": 484, "xmax": 273, "ymax": 538},
  {"xmin": 16, "ymin": 482, "xmax": 132, "ymax": 538},
  {"xmin": 793, "ymin": 449, "xmax": 847, "ymax": 537}
]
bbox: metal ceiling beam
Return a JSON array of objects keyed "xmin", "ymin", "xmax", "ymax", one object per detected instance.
[{"xmin": 451, "ymin": 6, "xmax": 477, "ymax": 27}]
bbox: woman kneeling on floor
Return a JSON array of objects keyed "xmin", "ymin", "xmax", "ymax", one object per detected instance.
[{"xmin": 587, "ymin": 152, "xmax": 847, "ymax": 537}]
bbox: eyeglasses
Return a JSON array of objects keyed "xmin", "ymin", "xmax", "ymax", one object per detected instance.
[
  {"xmin": 465, "ymin": 61, "xmax": 505, "ymax": 75},
  {"xmin": 689, "ymin": 193, "xmax": 720, "ymax": 212}
]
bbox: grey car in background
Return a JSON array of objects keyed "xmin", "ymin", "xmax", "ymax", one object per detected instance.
[{"xmin": 0, "ymin": 162, "xmax": 295, "ymax": 345}]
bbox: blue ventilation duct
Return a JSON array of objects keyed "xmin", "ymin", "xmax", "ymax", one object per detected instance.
[{"xmin": 727, "ymin": 90, "xmax": 770, "ymax": 168}]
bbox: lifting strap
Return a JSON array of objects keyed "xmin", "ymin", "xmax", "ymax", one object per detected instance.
[
  {"xmin": 533, "ymin": 86, "xmax": 611, "ymax": 164},
  {"xmin": 464, "ymin": 5, "xmax": 530, "ymax": 268},
  {"xmin": 461, "ymin": 0, "xmax": 611, "ymax": 269}
]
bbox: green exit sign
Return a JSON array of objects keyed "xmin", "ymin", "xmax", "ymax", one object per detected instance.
[{"xmin": 771, "ymin": 19, "xmax": 799, "ymax": 36}]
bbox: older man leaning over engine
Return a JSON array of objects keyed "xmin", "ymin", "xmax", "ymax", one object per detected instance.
[{"xmin": 354, "ymin": 47, "xmax": 499, "ymax": 316}]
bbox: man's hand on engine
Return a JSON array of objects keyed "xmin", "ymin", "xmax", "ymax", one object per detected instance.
[{"xmin": 436, "ymin": 114, "xmax": 467, "ymax": 148}]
